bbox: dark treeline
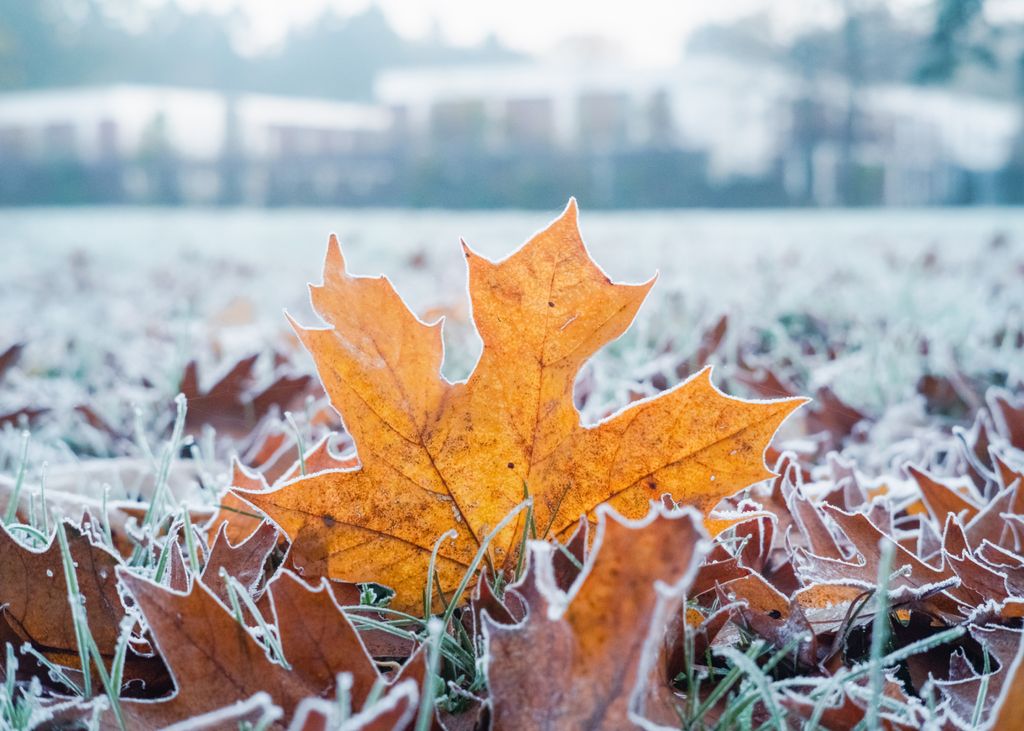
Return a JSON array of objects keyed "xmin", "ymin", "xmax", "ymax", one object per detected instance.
[
  {"xmin": 4, "ymin": 1, "xmax": 1022, "ymax": 100},
  {"xmin": 0, "ymin": 1, "xmax": 519, "ymax": 99}
]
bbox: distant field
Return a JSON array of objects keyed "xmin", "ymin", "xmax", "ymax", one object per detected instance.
[{"xmin": 1, "ymin": 205, "xmax": 1022, "ymax": 468}]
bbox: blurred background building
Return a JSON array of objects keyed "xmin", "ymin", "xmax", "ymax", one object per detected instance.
[{"xmin": 1, "ymin": 0, "xmax": 1023, "ymax": 208}]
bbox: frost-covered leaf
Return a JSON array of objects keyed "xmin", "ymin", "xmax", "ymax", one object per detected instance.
[
  {"xmin": 483, "ymin": 503, "xmax": 708, "ymax": 730},
  {"xmin": 239, "ymin": 201, "xmax": 802, "ymax": 610}
]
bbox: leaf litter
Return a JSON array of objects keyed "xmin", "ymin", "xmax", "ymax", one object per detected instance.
[{"xmin": 1, "ymin": 203, "xmax": 1024, "ymax": 729}]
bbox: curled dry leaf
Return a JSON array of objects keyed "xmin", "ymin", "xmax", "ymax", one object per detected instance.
[
  {"xmin": 988, "ymin": 389, "xmax": 1024, "ymax": 451},
  {"xmin": 200, "ymin": 519, "xmax": 278, "ymax": 603},
  {"xmin": 794, "ymin": 504, "xmax": 957, "ymax": 606},
  {"xmin": 805, "ymin": 385, "xmax": 868, "ymax": 449},
  {"xmin": 116, "ymin": 570, "xmax": 313, "ymax": 729},
  {"xmin": 268, "ymin": 571, "xmax": 381, "ymax": 708},
  {"xmin": 239, "ymin": 201, "xmax": 802, "ymax": 610},
  {"xmin": 115, "ymin": 565, "xmax": 400, "ymax": 729},
  {"xmin": 907, "ymin": 465, "xmax": 980, "ymax": 526},
  {"xmin": 0, "ymin": 522, "xmax": 124, "ymax": 660},
  {"xmin": 934, "ymin": 624, "xmax": 1022, "ymax": 725},
  {"xmin": 483, "ymin": 503, "xmax": 709, "ymax": 730},
  {"xmin": 0, "ymin": 342, "xmax": 24, "ymax": 381},
  {"xmin": 179, "ymin": 354, "xmax": 311, "ymax": 437}
]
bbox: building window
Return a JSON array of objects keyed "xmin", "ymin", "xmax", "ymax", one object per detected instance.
[
  {"xmin": 98, "ymin": 119, "xmax": 119, "ymax": 159},
  {"xmin": 505, "ymin": 98, "xmax": 554, "ymax": 149},
  {"xmin": 430, "ymin": 100, "xmax": 486, "ymax": 148},
  {"xmin": 578, "ymin": 92, "xmax": 628, "ymax": 150},
  {"xmin": 0, "ymin": 126, "xmax": 26, "ymax": 159},
  {"xmin": 43, "ymin": 122, "xmax": 77, "ymax": 158}
]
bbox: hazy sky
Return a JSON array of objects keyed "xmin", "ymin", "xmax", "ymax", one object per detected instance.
[
  {"xmin": 172, "ymin": 0, "xmax": 1024, "ymax": 65},
  {"xmin": 172, "ymin": 0, "xmax": 911, "ymax": 65}
]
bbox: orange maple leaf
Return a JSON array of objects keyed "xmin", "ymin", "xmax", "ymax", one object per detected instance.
[{"xmin": 239, "ymin": 200, "xmax": 804, "ymax": 610}]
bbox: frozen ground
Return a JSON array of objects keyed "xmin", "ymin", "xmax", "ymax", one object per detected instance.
[{"xmin": 1, "ymin": 205, "xmax": 1023, "ymax": 476}]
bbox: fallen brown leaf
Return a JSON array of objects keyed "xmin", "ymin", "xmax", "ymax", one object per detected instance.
[{"xmin": 483, "ymin": 503, "xmax": 708, "ymax": 730}]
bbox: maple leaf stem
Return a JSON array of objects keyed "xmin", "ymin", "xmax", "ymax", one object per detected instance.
[
  {"xmin": 953, "ymin": 428, "xmax": 997, "ymax": 484},
  {"xmin": 827, "ymin": 589, "xmax": 875, "ymax": 664}
]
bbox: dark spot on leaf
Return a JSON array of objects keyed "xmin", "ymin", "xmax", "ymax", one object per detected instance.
[
  {"xmin": 507, "ymin": 462, "xmax": 515, "ymax": 469},
  {"xmin": 323, "ymin": 515, "xmax": 337, "ymax": 528},
  {"xmin": 548, "ymin": 301, "xmax": 555, "ymax": 307},
  {"xmin": 647, "ymin": 480, "xmax": 657, "ymax": 490}
]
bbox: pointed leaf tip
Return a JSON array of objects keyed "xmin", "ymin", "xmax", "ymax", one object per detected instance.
[
  {"xmin": 323, "ymin": 233, "xmax": 346, "ymax": 280},
  {"xmin": 563, "ymin": 197, "xmax": 579, "ymax": 221}
]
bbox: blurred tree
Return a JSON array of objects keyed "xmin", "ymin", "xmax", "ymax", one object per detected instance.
[
  {"xmin": 0, "ymin": 0, "xmax": 63, "ymax": 88},
  {"xmin": 918, "ymin": 0, "xmax": 1024, "ymax": 203},
  {"xmin": 0, "ymin": 1, "xmax": 520, "ymax": 98},
  {"xmin": 137, "ymin": 112, "xmax": 182, "ymax": 204},
  {"xmin": 918, "ymin": 0, "xmax": 994, "ymax": 82},
  {"xmin": 218, "ymin": 94, "xmax": 244, "ymax": 205}
]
